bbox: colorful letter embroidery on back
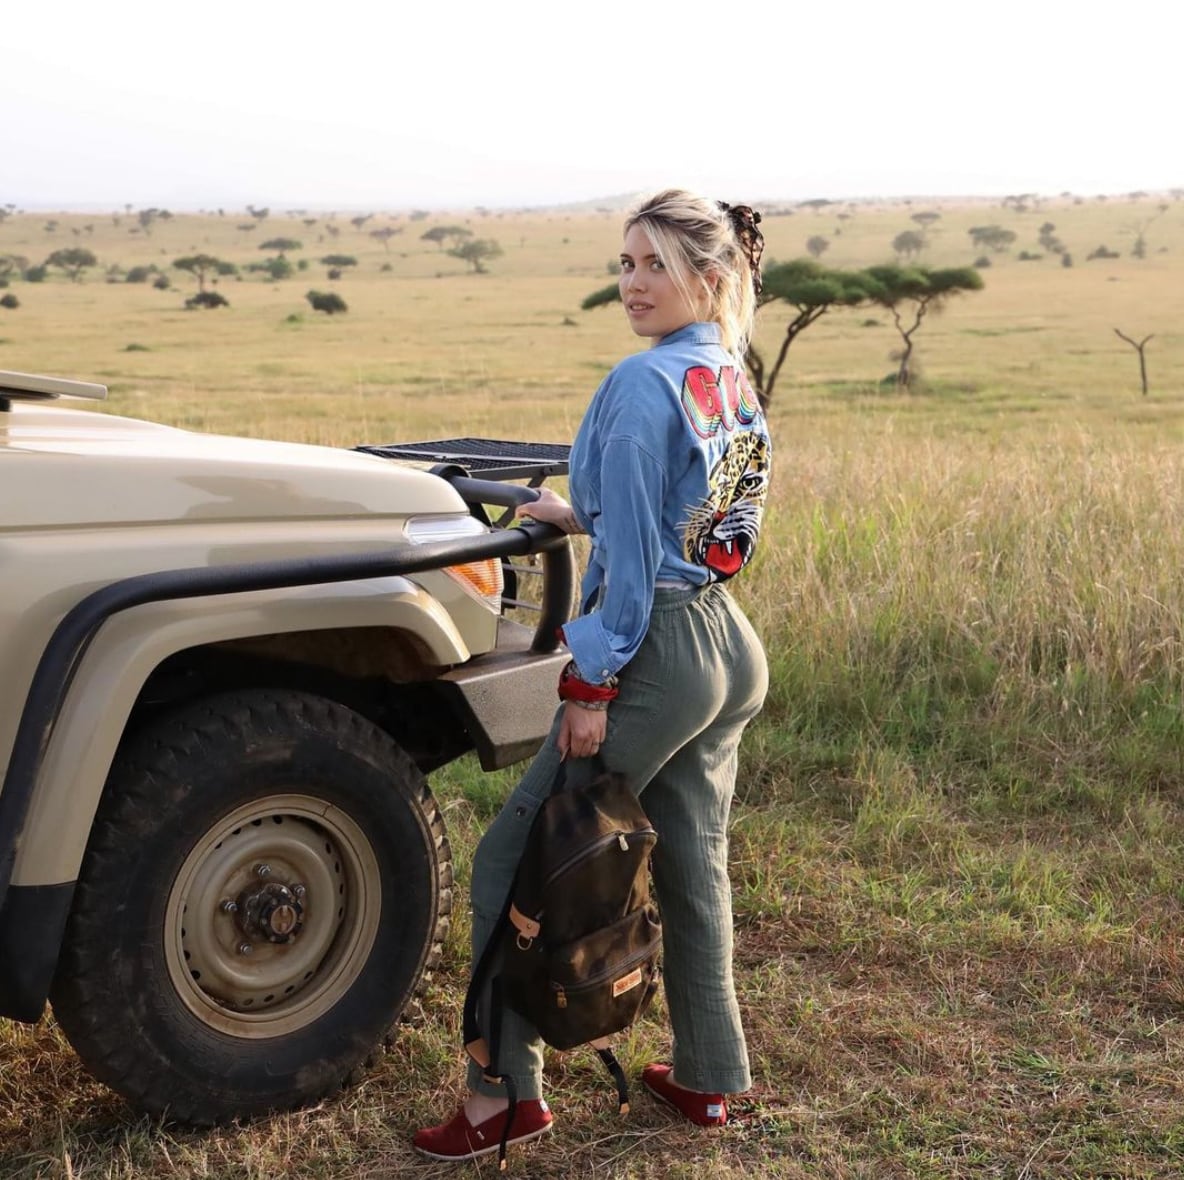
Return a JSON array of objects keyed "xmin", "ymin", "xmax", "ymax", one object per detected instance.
[{"xmin": 679, "ymin": 366, "xmax": 759, "ymax": 437}]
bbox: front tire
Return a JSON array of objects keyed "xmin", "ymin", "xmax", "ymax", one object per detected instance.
[{"xmin": 50, "ymin": 689, "xmax": 452, "ymax": 1124}]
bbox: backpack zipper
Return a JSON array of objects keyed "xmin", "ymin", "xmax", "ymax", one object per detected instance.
[
  {"xmin": 552, "ymin": 935, "xmax": 659, "ymax": 1008},
  {"xmin": 543, "ymin": 827, "xmax": 657, "ymax": 891}
]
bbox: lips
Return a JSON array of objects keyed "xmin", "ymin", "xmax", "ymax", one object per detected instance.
[{"xmin": 627, "ymin": 302, "xmax": 653, "ymax": 314}]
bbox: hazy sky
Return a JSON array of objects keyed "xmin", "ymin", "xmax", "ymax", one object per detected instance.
[{"xmin": 4, "ymin": 0, "xmax": 1177, "ymax": 211}]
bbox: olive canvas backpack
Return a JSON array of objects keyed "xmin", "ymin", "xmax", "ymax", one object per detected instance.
[{"xmin": 463, "ymin": 764, "xmax": 662, "ymax": 1162}]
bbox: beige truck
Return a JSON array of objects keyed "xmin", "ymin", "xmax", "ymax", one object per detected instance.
[{"xmin": 0, "ymin": 370, "xmax": 574, "ymax": 1123}]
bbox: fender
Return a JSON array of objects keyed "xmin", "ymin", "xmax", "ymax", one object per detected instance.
[{"xmin": 13, "ymin": 577, "xmax": 467, "ymax": 890}]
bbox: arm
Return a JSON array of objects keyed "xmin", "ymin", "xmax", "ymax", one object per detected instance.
[{"xmin": 560, "ymin": 435, "xmax": 667, "ymax": 685}]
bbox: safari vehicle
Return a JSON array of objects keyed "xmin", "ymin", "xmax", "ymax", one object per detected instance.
[{"xmin": 0, "ymin": 370, "xmax": 574, "ymax": 1124}]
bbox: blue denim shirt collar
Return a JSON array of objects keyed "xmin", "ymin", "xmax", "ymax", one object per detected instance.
[{"xmin": 656, "ymin": 321, "xmax": 721, "ymax": 348}]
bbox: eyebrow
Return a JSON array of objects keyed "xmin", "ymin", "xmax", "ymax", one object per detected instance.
[{"xmin": 619, "ymin": 252, "xmax": 659, "ymax": 262}]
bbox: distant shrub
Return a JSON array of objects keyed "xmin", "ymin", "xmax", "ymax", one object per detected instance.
[
  {"xmin": 0, "ymin": 293, "xmax": 19, "ymax": 309},
  {"xmin": 380, "ymin": 262, "xmax": 393, "ymax": 272},
  {"xmin": 185, "ymin": 290, "xmax": 229, "ymax": 309},
  {"xmin": 861, "ymin": 318, "xmax": 882, "ymax": 327},
  {"xmin": 1017, "ymin": 251, "xmax": 1043, "ymax": 261},
  {"xmin": 284, "ymin": 312, "xmax": 302, "ymax": 323},
  {"xmin": 126, "ymin": 265, "xmax": 155, "ymax": 283},
  {"xmin": 1061, "ymin": 253, "xmax": 1074, "ymax": 268},
  {"xmin": 973, "ymin": 255, "xmax": 991, "ymax": 269},
  {"xmin": 25, "ymin": 265, "xmax": 47, "ymax": 283},
  {"xmin": 297, "ymin": 259, "xmax": 309, "ymax": 271},
  {"xmin": 0, "ymin": 278, "xmax": 7, "ymax": 289},
  {"xmin": 327, "ymin": 267, "xmax": 342, "ymax": 280},
  {"xmin": 123, "ymin": 342, "xmax": 150, "ymax": 351},
  {"xmin": 306, "ymin": 289, "xmax": 347, "ymax": 314},
  {"xmin": 153, "ymin": 274, "xmax": 170, "ymax": 290},
  {"xmin": 1086, "ymin": 245, "xmax": 1120, "ymax": 260}
]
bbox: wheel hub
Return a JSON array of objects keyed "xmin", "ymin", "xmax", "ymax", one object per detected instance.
[{"xmin": 236, "ymin": 881, "xmax": 305, "ymax": 944}]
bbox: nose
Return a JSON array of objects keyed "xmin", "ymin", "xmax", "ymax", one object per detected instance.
[{"xmin": 625, "ymin": 268, "xmax": 646, "ymax": 293}]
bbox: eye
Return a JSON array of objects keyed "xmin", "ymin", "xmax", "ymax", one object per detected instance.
[
  {"xmin": 650, "ymin": 259, "xmax": 665, "ymax": 271},
  {"xmin": 619, "ymin": 259, "xmax": 633, "ymax": 272}
]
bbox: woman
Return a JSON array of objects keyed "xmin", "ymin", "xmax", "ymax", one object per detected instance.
[{"xmin": 414, "ymin": 189, "xmax": 772, "ymax": 1162}]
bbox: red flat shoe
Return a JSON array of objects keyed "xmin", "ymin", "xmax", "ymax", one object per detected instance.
[
  {"xmin": 413, "ymin": 1098, "xmax": 553, "ymax": 1162},
  {"xmin": 642, "ymin": 1064, "xmax": 727, "ymax": 1126}
]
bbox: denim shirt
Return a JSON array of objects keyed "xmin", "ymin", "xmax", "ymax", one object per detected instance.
[{"xmin": 560, "ymin": 322, "xmax": 772, "ymax": 684}]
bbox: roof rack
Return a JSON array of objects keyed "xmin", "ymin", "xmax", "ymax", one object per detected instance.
[{"xmin": 357, "ymin": 438, "xmax": 570, "ymax": 482}]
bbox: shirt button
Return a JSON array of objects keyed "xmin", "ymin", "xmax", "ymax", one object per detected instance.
[{"xmin": 601, "ymin": 669, "xmax": 610, "ymax": 678}]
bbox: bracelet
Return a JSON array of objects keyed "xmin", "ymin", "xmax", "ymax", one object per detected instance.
[
  {"xmin": 557, "ymin": 661, "xmax": 619, "ymax": 703},
  {"xmin": 566, "ymin": 698, "xmax": 610, "ymax": 712}
]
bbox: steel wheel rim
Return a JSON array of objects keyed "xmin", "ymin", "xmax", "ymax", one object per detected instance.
[{"xmin": 164, "ymin": 794, "xmax": 381, "ymax": 1039}]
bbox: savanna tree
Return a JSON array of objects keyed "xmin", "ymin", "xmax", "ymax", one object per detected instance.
[
  {"xmin": 349, "ymin": 214, "xmax": 373, "ymax": 231},
  {"xmin": 449, "ymin": 238, "xmax": 502, "ymax": 273},
  {"xmin": 370, "ymin": 226, "xmax": 403, "ymax": 251},
  {"xmin": 173, "ymin": 254, "xmax": 231, "ymax": 293},
  {"xmin": 911, "ymin": 211, "xmax": 941, "ymax": 232},
  {"xmin": 0, "ymin": 254, "xmax": 29, "ymax": 283},
  {"xmin": 968, "ymin": 225, "xmax": 1017, "ymax": 253},
  {"xmin": 582, "ymin": 258, "xmax": 879, "ymax": 407},
  {"xmin": 46, "ymin": 247, "xmax": 98, "ymax": 282},
  {"xmin": 320, "ymin": 254, "xmax": 357, "ymax": 279},
  {"xmin": 892, "ymin": 230, "xmax": 926, "ymax": 261},
  {"xmin": 749, "ymin": 260, "xmax": 879, "ymax": 405},
  {"xmin": 259, "ymin": 238, "xmax": 302, "ymax": 254},
  {"xmin": 866, "ymin": 264, "xmax": 984, "ymax": 387},
  {"xmin": 805, "ymin": 235, "xmax": 830, "ymax": 259}
]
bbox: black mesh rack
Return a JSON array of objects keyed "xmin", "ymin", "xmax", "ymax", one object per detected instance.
[{"xmin": 357, "ymin": 438, "xmax": 570, "ymax": 483}]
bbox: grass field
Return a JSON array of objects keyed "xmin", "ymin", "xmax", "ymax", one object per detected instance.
[{"xmin": 2, "ymin": 193, "xmax": 1183, "ymax": 1178}]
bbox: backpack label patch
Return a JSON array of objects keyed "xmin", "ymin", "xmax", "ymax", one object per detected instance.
[{"xmin": 612, "ymin": 967, "xmax": 644, "ymax": 997}]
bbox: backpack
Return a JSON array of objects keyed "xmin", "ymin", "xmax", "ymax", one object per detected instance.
[{"xmin": 463, "ymin": 764, "xmax": 662, "ymax": 1159}]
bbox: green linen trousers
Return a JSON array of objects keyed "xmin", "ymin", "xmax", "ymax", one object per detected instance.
[{"xmin": 466, "ymin": 582, "xmax": 768, "ymax": 1100}]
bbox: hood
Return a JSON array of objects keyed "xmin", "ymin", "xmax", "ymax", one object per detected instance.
[{"xmin": 0, "ymin": 401, "xmax": 463, "ymax": 530}]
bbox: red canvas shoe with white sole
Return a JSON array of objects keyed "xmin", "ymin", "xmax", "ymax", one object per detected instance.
[
  {"xmin": 413, "ymin": 1098, "xmax": 553, "ymax": 1162},
  {"xmin": 642, "ymin": 1064, "xmax": 727, "ymax": 1126}
]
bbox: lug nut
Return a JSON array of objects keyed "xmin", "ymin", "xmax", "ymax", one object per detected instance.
[
  {"xmin": 254, "ymin": 863, "xmax": 272, "ymax": 878},
  {"xmin": 220, "ymin": 899, "xmax": 238, "ymax": 913},
  {"xmin": 292, "ymin": 884, "xmax": 306, "ymax": 898},
  {"xmin": 237, "ymin": 942, "xmax": 253, "ymax": 956}
]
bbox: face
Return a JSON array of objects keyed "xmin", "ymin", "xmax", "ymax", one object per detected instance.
[{"xmin": 618, "ymin": 222, "xmax": 707, "ymax": 340}]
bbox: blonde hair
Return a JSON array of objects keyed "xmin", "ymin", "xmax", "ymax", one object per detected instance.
[{"xmin": 624, "ymin": 188, "xmax": 759, "ymax": 357}]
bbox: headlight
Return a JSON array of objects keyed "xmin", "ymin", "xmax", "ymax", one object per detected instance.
[{"xmin": 405, "ymin": 514, "xmax": 504, "ymax": 609}]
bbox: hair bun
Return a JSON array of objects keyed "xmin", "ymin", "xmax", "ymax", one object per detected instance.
[{"xmin": 718, "ymin": 201, "xmax": 765, "ymax": 296}]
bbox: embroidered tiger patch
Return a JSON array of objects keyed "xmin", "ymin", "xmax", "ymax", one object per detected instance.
[{"xmin": 682, "ymin": 430, "xmax": 771, "ymax": 579}]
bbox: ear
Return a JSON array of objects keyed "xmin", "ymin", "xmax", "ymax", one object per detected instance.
[{"xmin": 704, "ymin": 267, "xmax": 721, "ymax": 292}]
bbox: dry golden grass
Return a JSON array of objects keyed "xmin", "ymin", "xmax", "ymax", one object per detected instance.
[{"xmin": 2, "ymin": 195, "xmax": 1183, "ymax": 1177}]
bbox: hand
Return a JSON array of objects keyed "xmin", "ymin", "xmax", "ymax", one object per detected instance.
[
  {"xmin": 517, "ymin": 486, "xmax": 583, "ymax": 534},
  {"xmin": 558, "ymin": 701, "xmax": 607, "ymax": 761}
]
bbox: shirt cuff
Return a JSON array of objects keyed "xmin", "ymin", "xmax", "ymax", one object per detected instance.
[{"xmin": 560, "ymin": 615, "xmax": 620, "ymax": 684}]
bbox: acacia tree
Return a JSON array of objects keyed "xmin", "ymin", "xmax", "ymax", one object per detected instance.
[
  {"xmin": 805, "ymin": 235, "xmax": 830, "ymax": 259},
  {"xmin": 749, "ymin": 261, "xmax": 879, "ymax": 405},
  {"xmin": 449, "ymin": 238, "xmax": 502, "ymax": 273},
  {"xmin": 0, "ymin": 254, "xmax": 28, "ymax": 283},
  {"xmin": 259, "ymin": 238, "xmax": 302, "ymax": 255},
  {"xmin": 892, "ymin": 230, "xmax": 926, "ymax": 261},
  {"xmin": 866, "ymin": 264, "xmax": 984, "ymax": 387},
  {"xmin": 968, "ymin": 225, "xmax": 1017, "ymax": 253},
  {"xmin": 320, "ymin": 253, "xmax": 358, "ymax": 279},
  {"xmin": 370, "ymin": 226, "xmax": 403, "ymax": 251},
  {"xmin": 173, "ymin": 254, "xmax": 232, "ymax": 293},
  {"xmin": 582, "ymin": 258, "xmax": 879, "ymax": 407},
  {"xmin": 46, "ymin": 247, "xmax": 98, "ymax": 282}
]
